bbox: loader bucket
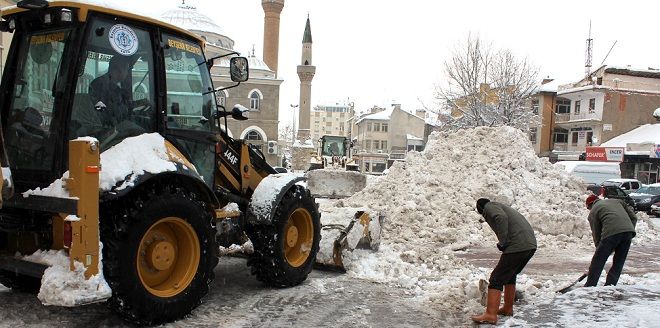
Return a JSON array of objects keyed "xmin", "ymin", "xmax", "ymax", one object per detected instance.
[
  {"xmin": 305, "ymin": 169, "xmax": 367, "ymax": 198},
  {"xmin": 316, "ymin": 208, "xmax": 383, "ymax": 271}
]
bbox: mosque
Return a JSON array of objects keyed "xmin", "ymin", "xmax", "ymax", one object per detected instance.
[{"xmin": 160, "ymin": 0, "xmax": 303, "ymax": 166}]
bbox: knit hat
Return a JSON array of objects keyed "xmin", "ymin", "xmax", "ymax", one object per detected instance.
[
  {"xmin": 586, "ymin": 194, "xmax": 599, "ymax": 209},
  {"xmin": 476, "ymin": 198, "xmax": 490, "ymax": 214}
]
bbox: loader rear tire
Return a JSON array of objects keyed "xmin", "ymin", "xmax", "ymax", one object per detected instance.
[
  {"xmin": 100, "ymin": 185, "xmax": 217, "ymax": 325},
  {"xmin": 247, "ymin": 185, "xmax": 321, "ymax": 287}
]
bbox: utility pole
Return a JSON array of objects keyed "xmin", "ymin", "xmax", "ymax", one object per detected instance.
[{"xmin": 290, "ymin": 104, "xmax": 299, "ymax": 144}]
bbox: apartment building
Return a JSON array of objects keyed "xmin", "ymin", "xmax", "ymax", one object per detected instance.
[
  {"xmin": 549, "ymin": 66, "xmax": 660, "ymax": 160},
  {"xmin": 353, "ymin": 104, "xmax": 425, "ymax": 174},
  {"xmin": 310, "ymin": 103, "xmax": 353, "ymax": 143}
]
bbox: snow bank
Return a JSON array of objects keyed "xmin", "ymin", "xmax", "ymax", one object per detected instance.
[{"xmin": 334, "ymin": 126, "xmax": 658, "ymax": 312}]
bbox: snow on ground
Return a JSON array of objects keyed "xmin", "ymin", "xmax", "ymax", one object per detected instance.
[
  {"xmin": 329, "ymin": 126, "xmax": 659, "ymax": 314},
  {"xmin": 503, "ymin": 274, "xmax": 660, "ymax": 327}
]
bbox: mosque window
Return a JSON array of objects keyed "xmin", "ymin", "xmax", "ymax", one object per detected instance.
[
  {"xmin": 249, "ymin": 91, "xmax": 261, "ymax": 110},
  {"xmin": 246, "ymin": 130, "xmax": 263, "ymax": 141}
]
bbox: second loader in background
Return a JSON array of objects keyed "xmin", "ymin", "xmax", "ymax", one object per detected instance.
[{"xmin": 306, "ymin": 135, "xmax": 367, "ymax": 198}]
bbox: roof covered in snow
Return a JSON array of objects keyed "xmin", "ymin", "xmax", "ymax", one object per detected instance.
[
  {"xmin": 161, "ymin": 4, "xmax": 226, "ymax": 38},
  {"xmin": 538, "ymin": 79, "xmax": 561, "ymax": 93},
  {"xmin": 356, "ymin": 106, "xmax": 394, "ymax": 124},
  {"xmin": 600, "ymin": 124, "xmax": 660, "ymax": 147}
]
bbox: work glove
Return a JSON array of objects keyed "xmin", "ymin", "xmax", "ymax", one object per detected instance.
[{"xmin": 496, "ymin": 243, "xmax": 507, "ymax": 252}]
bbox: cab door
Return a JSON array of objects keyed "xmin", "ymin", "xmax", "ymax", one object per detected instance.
[
  {"xmin": 160, "ymin": 33, "xmax": 217, "ymax": 186},
  {"xmin": 2, "ymin": 27, "xmax": 78, "ymax": 191}
]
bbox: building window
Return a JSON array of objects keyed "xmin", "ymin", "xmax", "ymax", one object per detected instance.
[
  {"xmin": 246, "ymin": 130, "xmax": 263, "ymax": 141},
  {"xmin": 245, "ymin": 129, "xmax": 263, "ymax": 151},
  {"xmin": 367, "ymin": 123, "xmax": 372, "ymax": 132},
  {"xmin": 382, "ymin": 123, "xmax": 388, "ymax": 132},
  {"xmin": 588, "ymin": 98, "xmax": 596, "ymax": 113},
  {"xmin": 532, "ymin": 99, "xmax": 539, "ymax": 114},
  {"xmin": 381, "ymin": 140, "xmax": 387, "ymax": 150},
  {"xmin": 374, "ymin": 123, "xmax": 380, "ymax": 132},
  {"xmin": 553, "ymin": 128, "xmax": 568, "ymax": 143},
  {"xmin": 571, "ymin": 132, "xmax": 578, "ymax": 145},
  {"xmin": 529, "ymin": 128, "xmax": 537, "ymax": 143},
  {"xmin": 574, "ymin": 100, "xmax": 581, "ymax": 115},
  {"xmin": 637, "ymin": 162, "xmax": 659, "ymax": 184},
  {"xmin": 586, "ymin": 131, "xmax": 593, "ymax": 146},
  {"xmin": 249, "ymin": 91, "xmax": 260, "ymax": 110},
  {"xmin": 555, "ymin": 99, "xmax": 571, "ymax": 114},
  {"xmin": 339, "ymin": 123, "xmax": 345, "ymax": 132},
  {"xmin": 365, "ymin": 140, "xmax": 371, "ymax": 150}
]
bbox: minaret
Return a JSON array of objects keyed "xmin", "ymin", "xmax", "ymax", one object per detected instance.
[
  {"xmin": 262, "ymin": 0, "xmax": 284, "ymax": 76},
  {"xmin": 296, "ymin": 16, "xmax": 315, "ymax": 140}
]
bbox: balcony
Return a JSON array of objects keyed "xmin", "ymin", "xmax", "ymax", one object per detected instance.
[{"xmin": 554, "ymin": 112, "xmax": 601, "ymax": 126}]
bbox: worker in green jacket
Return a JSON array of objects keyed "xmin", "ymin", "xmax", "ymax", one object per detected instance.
[
  {"xmin": 584, "ymin": 195, "xmax": 637, "ymax": 287},
  {"xmin": 472, "ymin": 198, "xmax": 537, "ymax": 325}
]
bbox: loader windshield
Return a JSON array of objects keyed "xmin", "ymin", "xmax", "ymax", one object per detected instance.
[
  {"xmin": 4, "ymin": 28, "xmax": 74, "ymax": 170},
  {"xmin": 321, "ymin": 137, "xmax": 346, "ymax": 157}
]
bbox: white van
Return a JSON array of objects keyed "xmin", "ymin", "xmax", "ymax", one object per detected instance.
[{"xmin": 554, "ymin": 161, "xmax": 621, "ymax": 185}]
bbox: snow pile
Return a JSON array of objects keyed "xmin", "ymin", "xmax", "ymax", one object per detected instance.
[
  {"xmin": 335, "ymin": 126, "xmax": 657, "ymax": 312},
  {"xmin": 345, "ymin": 126, "xmax": 592, "ymax": 251},
  {"xmin": 23, "ymin": 249, "xmax": 111, "ymax": 307}
]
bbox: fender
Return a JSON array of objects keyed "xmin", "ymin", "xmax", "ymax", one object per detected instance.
[
  {"xmin": 247, "ymin": 173, "xmax": 306, "ymax": 225},
  {"xmin": 100, "ymin": 163, "xmax": 219, "ymax": 208}
]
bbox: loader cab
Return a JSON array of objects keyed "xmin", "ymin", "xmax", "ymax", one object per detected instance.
[
  {"xmin": 320, "ymin": 135, "xmax": 349, "ymax": 157},
  {"xmin": 0, "ymin": 2, "xmax": 245, "ymax": 191}
]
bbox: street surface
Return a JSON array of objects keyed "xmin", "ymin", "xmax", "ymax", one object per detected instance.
[{"xmin": 0, "ymin": 219, "xmax": 657, "ymax": 327}]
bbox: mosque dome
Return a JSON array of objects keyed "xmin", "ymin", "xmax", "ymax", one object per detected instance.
[{"xmin": 161, "ymin": 3, "xmax": 234, "ymax": 50}]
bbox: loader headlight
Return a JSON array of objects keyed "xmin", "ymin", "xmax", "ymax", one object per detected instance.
[
  {"xmin": 8, "ymin": 19, "xmax": 15, "ymax": 30},
  {"xmin": 43, "ymin": 13, "xmax": 51, "ymax": 24}
]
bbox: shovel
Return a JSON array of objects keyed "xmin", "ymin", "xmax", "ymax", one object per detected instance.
[{"xmin": 556, "ymin": 273, "xmax": 588, "ymax": 294}]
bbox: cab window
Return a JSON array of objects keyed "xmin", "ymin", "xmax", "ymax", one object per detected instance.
[
  {"xmin": 5, "ymin": 29, "xmax": 73, "ymax": 170},
  {"xmin": 69, "ymin": 18, "xmax": 155, "ymax": 150},
  {"xmin": 163, "ymin": 34, "xmax": 215, "ymax": 131}
]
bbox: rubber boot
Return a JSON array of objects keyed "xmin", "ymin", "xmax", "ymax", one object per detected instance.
[
  {"xmin": 498, "ymin": 284, "xmax": 515, "ymax": 316},
  {"xmin": 471, "ymin": 288, "xmax": 501, "ymax": 324}
]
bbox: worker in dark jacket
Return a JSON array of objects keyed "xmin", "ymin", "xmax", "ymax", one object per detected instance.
[
  {"xmin": 472, "ymin": 198, "xmax": 537, "ymax": 325},
  {"xmin": 584, "ymin": 195, "xmax": 637, "ymax": 287}
]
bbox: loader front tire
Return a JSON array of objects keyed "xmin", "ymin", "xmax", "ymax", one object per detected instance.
[
  {"xmin": 247, "ymin": 185, "xmax": 321, "ymax": 287},
  {"xmin": 100, "ymin": 185, "xmax": 217, "ymax": 325}
]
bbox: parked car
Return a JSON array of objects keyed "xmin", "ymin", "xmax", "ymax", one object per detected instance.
[
  {"xmin": 586, "ymin": 184, "xmax": 636, "ymax": 208},
  {"xmin": 602, "ymin": 178, "xmax": 642, "ymax": 194},
  {"xmin": 555, "ymin": 161, "xmax": 621, "ymax": 185},
  {"xmin": 650, "ymin": 202, "xmax": 660, "ymax": 217},
  {"xmin": 272, "ymin": 166, "xmax": 289, "ymax": 173},
  {"xmin": 628, "ymin": 183, "xmax": 660, "ymax": 214}
]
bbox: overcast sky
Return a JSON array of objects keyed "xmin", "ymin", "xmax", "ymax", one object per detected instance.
[{"xmin": 108, "ymin": 0, "xmax": 660, "ymax": 125}]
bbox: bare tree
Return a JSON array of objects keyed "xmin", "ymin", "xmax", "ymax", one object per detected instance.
[
  {"xmin": 279, "ymin": 122, "xmax": 294, "ymax": 144},
  {"xmin": 435, "ymin": 34, "xmax": 539, "ymax": 131}
]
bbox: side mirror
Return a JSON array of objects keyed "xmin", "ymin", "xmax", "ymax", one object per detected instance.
[
  {"xmin": 216, "ymin": 104, "xmax": 249, "ymax": 121},
  {"xmin": 229, "ymin": 57, "xmax": 249, "ymax": 82},
  {"xmin": 231, "ymin": 104, "xmax": 249, "ymax": 120}
]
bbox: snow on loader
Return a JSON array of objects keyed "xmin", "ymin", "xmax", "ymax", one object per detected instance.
[
  {"xmin": 0, "ymin": 1, "xmax": 325, "ymax": 325},
  {"xmin": 306, "ymin": 135, "xmax": 367, "ymax": 198}
]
